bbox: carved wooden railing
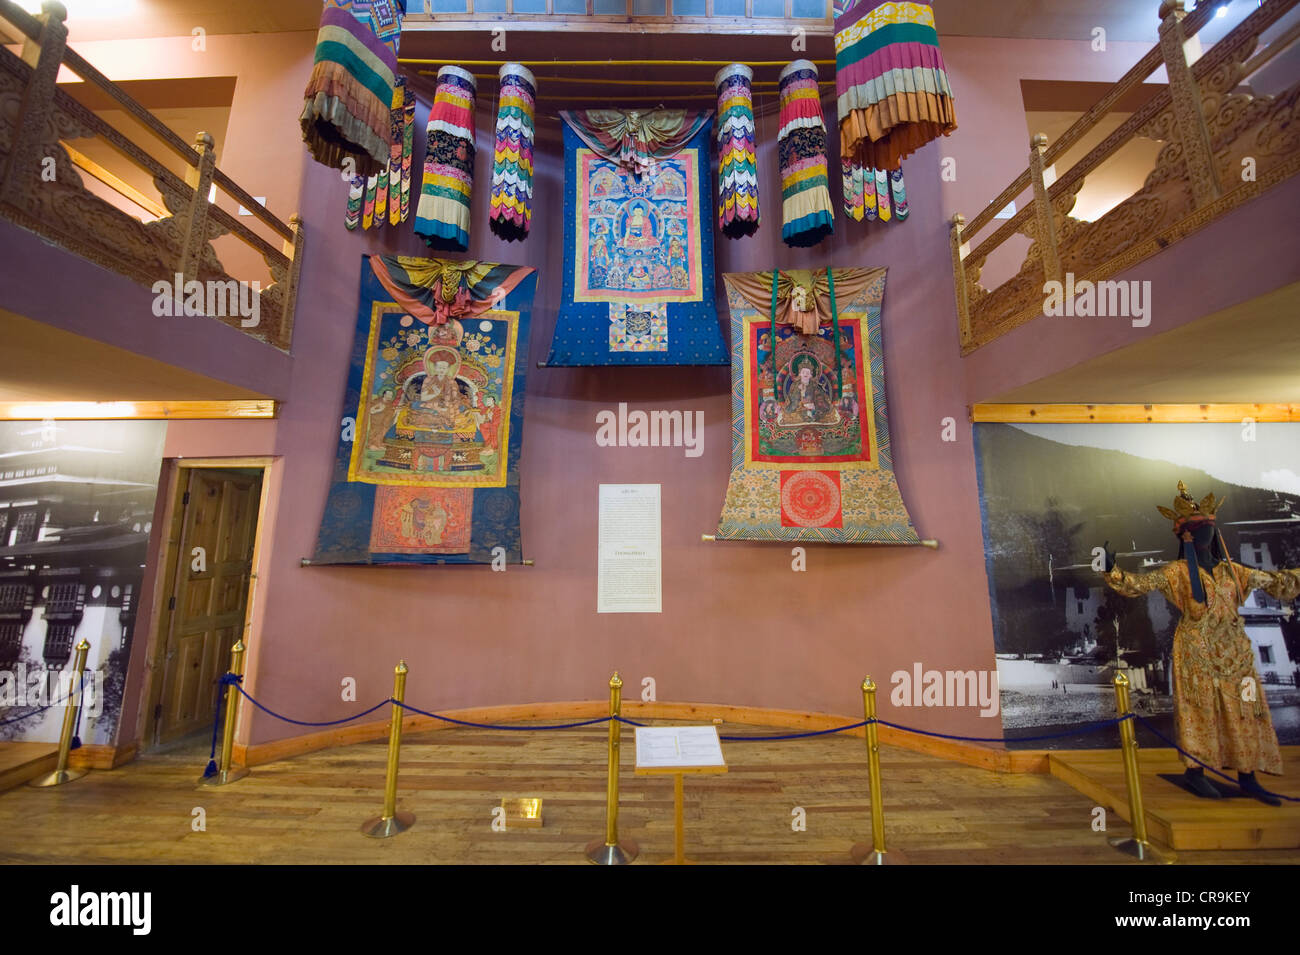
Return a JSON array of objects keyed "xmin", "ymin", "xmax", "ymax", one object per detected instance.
[
  {"xmin": 951, "ymin": 0, "xmax": 1300, "ymax": 355},
  {"xmin": 0, "ymin": 0, "xmax": 303, "ymax": 352}
]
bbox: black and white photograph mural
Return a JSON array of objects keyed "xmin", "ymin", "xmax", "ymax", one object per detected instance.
[
  {"xmin": 0, "ymin": 419, "xmax": 165, "ymax": 747},
  {"xmin": 974, "ymin": 422, "xmax": 1300, "ymax": 748}
]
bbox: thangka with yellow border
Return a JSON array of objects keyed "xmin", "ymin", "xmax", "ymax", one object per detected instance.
[
  {"xmin": 715, "ymin": 267, "xmax": 920, "ymax": 543},
  {"xmin": 312, "ymin": 254, "xmax": 537, "ymax": 564}
]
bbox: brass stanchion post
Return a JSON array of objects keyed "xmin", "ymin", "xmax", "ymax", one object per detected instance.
[
  {"xmin": 1108, "ymin": 672, "xmax": 1174, "ymax": 863},
  {"xmin": 586, "ymin": 671, "xmax": 638, "ymax": 864},
  {"xmin": 198, "ymin": 640, "xmax": 249, "ymax": 787},
  {"xmin": 30, "ymin": 640, "xmax": 91, "ymax": 788},
  {"xmin": 362, "ymin": 660, "xmax": 416, "ymax": 837},
  {"xmin": 850, "ymin": 676, "xmax": 905, "ymax": 864}
]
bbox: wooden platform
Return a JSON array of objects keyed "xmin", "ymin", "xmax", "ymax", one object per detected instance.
[
  {"xmin": 1049, "ymin": 747, "xmax": 1300, "ymax": 851},
  {"xmin": 0, "ymin": 742, "xmax": 57, "ymax": 793},
  {"xmin": 1, "ymin": 722, "xmax": 1297, "ymax": 864}
]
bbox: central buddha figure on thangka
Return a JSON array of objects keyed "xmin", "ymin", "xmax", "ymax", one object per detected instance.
[
  {"xmin": 350, "ymin": 307, "xmax": 516, "ymax": 486},
  {"xmin": 582, "ymin": 158, "xmax": 693, "ymax": 297}
]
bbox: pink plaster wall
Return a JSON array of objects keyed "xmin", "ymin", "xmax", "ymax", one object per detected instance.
[{"xmin": 233, "ymin": 90, "xmax": 997, "ymax": 748}]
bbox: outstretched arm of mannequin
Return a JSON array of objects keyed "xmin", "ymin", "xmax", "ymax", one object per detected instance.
[
  {"xmin": 1102, "ymin": 554, "xmax": 1176, "ymax": 601},
  {"xmin": 1245, "ymin": 567, "xmax": 1300, "ymax": 603}
]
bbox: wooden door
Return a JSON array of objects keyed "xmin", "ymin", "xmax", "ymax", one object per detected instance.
[{"xmin": 156, "ymin": 468, "xmax": 261, "ymax": 743}]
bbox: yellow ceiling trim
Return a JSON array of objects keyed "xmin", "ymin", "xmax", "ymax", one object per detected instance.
[
  {"xmin": 970, "ymin": 403, "xmax": 1300, "ymax": 424},
  {"xmin": 0, "ymin": 400, "xmax": 277, "ymax": 420}
]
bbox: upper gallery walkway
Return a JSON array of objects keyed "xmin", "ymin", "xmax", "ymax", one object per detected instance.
[{"xmin": 0, "ymin": 0, "xmax": 301, "ymax": 404}]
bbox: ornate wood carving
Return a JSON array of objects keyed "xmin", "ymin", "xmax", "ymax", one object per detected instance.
[
  {"xmin": 0, "ymin": 38, "xmax": 297, "ymax": 353},
  {"xmin": 959, "ymin": 0, "xmax": 1300, "ymax": 354}
]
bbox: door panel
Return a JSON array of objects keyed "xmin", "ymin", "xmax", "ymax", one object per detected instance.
[{"xmin": 157, "ymin": 468, "xmax": 262, "ymax": 743}]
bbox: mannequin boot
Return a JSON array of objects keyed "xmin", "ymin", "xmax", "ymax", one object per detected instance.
[
  {"xmin": 1237, "ymin": 772, "xmax": 1282, "ymax": 807},
  {"xmin": 1183, "ymin": 767, "xmax": 1223, "ymax": 799}
]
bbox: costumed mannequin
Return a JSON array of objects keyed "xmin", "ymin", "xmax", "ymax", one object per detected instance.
[{"xmin": 1101, "ymin": 482, "xmax": 1300, "ymax": 806}]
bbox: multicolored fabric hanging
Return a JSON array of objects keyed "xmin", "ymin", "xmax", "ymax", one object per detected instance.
[
  {"xmin": 343, "ymin": 78, "xmax": 415, "ymax": 232},
  {"xmin": 415, "ymin": 65, "xmax": 477, "ymax": 252},
  {"xmin": 842, "ymin": 159, "xmax": 908, "ymax": 222},
  {"xmin": 834, "ymin": 0, "xmax": 957, "ymax": 172},
  {"xmin": 714, "ymin": 267, "xmax": 920, "ymax": 544},
  {"xmin": 544, "ymin": 109, "xmax": 727, "ymax": 366},
  {"xmin": 489, "ymin": 63, "xmax": 537, "ymax": 243},
  {"xmin": 400, "ymin": 82, "xmax": 415, "ymax": 222},
  {"xmin": 715, "ymin": 63, "xmax": 759, "ymax": 239},
  {"xmin": 778, "ymin": 60, "xmax": 834, "ymax": 249},
  {"xmin": 312, "ymin": 255, "xmax": 539, "ymax": 565},
  {"xmin": 300, "ymin": 0, "xmax": 406, "ymax": 177}
]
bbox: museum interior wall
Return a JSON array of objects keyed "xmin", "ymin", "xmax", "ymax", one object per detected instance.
[{"xmin": 8, "ymin": 18, "xmax": 1293, "ymax": 754}]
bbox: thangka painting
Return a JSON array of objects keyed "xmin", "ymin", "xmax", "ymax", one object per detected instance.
[
  {"xmin": 714, "ymin": 267, "xmax": 921, "ymax": 543},
  {"xmin": 544, "ymin": 109, "xmax": 728, "ymax": 366},
  {"xmin": 312, "ymin": 254, "xmax": 538, "ymax": 565}
]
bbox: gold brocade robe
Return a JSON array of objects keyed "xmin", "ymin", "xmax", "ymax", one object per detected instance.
[{"xmin": 1103, "ymin": 561, "xmax": 1300, "ymax": 775}]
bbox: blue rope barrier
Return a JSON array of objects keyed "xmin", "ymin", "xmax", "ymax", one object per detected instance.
[
  {"xmin": 0, "ymin": 669, "xmax": 89, "ymax": 726},
  {"xmin": 874, "ymin": 713, "xmax": 1133, "ymax": 744},
  {"xmin": 394, "ymin": 699, "xmax": 611, "ymax": 731},
  {"xmin": 720, "ymin": 721, "xmax": 869, "ymax": 742},
  {"xmin": 230, "ymin": 682, "xmax": 392, "ymax": 727},
  {"xmin": 613, "ymin": 716, "xmax": 647, "ymax": 728},
  {"xmin": 1133, "ymin": 713, "xmax": 1298, "ymax": 803}
]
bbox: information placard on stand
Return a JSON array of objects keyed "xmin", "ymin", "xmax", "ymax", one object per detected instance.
[{"xmin": 634, "ymin": 725, "xmax": 727, "ymax": 864}]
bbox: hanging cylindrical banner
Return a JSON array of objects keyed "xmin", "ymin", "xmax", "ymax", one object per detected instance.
[
  {"xmin": 834, "ymin": 0, "xmax": 957, "ymax": 172},
  {"xmin": 715, "ymin": 63, "xmax": 759, "ymax": 239},
  {"xmin": 778, "ymin": 60, "xmax": 834, "ymax": 249},
  {"xmin": 300, "ymin": 0, "xmax": 406, "ymax": 177},
  {"xmin": 415, "ymin": 65, "xmax": 477, "ymax": 252},
  {"xmin": 489, "ymin": 62, "xmax": 537, "ymax": 243}
]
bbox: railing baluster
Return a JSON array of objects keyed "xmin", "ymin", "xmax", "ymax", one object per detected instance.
[
  {"xmin": 1, "ymin": 3, "xmax": 67, "ymax": 210},
  {"xmin": 1028, "ymin": 133, "xmax": 1063, "ymax": 290},
  {"xmin": 950, "ymin": 214, "xmax": 972, "ymax": 351},
  {"xmin": 178, "ymin": 132, "xmax": 217, "ymax": 284},
  {"xmin": 280, "ymin": 215, "xmax": 305, "ymax": 351},
  {"xmin": 1157, "ymin": 0, "xmax": 1222, "ymax": 208}
]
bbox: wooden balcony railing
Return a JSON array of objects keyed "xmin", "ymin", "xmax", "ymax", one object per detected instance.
[
  {"xmin": 0, "ymin": 0, "xmax": 303, "ymax": 352},
  {"xmin": 951, "ymin": 0, "xmax": 1300, "ymax": 355}
]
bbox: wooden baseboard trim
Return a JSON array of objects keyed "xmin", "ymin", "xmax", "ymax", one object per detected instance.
[
  {"xmin": 68, "ymin": 741, "xmax": 139, "ymax": 770},
  {"xmin": 232, "ymin": 699, "xmax": 1064, "ymax": 774}
]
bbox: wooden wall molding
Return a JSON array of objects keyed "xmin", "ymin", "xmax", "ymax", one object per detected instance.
[{"xmin": 217, "ymin": 699, "xmax": 1068, "ymax": 775}]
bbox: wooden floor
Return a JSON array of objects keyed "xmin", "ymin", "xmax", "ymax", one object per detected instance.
[
  {"xmin": 1, "ymin": 721, "xmax": 1297, "ymax": 864},
  {"xmin": 1050, "ymin": 748, "xmax": 1300, "ymax": 851}
]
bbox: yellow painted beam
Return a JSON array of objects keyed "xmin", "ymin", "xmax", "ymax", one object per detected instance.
[
  {"xmin": 0, "ymin": 400, "xmax": 277, "ymax": 420},
  {"xmin": 970, "ymin": 403, "xmax": 1299, "ymax": 424},
  {"xmin": 59, "ymin": 141, "xmax": 168, "ymax": 219}
]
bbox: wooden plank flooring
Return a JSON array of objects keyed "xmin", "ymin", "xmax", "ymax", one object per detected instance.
[{"xmin": 1, "ymin": 721, "xmax": 1296, "ymax": 864}]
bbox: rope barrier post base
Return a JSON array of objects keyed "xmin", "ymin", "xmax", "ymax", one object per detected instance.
[
  {"xmin": 198, "ymin": 640, "xmax": 250, "ymax": 788},
  {"xmin": 1108, "ymin": 672, "xmax": 1174, "ymax": 864},
  {"xmin": 849, "ymin": 676, "xmax": 907, "ymax": 865},
  {"xmin": 585, "ymin": 671, "xmax": 638, "ymax": 865},
  {"xmin": 29, "ymin": 640, "xmax": 91, "ymax": 789},
  {"xmin": 362, "ymin": 660, "xmax": 415, "ymax": 838}
]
